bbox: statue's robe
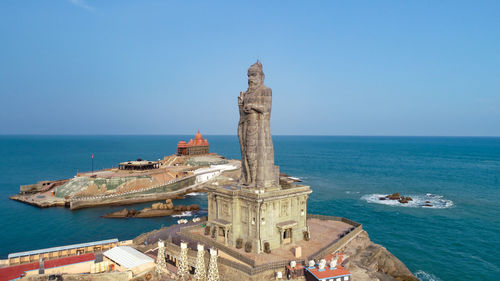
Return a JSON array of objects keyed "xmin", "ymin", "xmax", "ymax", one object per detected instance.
[{"xmin": 238, "ymin": 86, "xmax": 276, "ymax": 188}]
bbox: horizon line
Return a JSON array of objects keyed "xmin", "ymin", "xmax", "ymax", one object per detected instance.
[{"xmin": 1, "ymin": 134, "xmax": 500, "ymax": 138}]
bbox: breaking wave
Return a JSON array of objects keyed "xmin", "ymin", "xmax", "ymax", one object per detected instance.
[
  {"xmin": 414, "ymin": 270, "xmax": 442, "ymax": 281},
  {"xmin": 361, "ymin": 193, "xmax": 453, "ymax": 209},
  {"xmin": 172, "ymin": 211, "xmax": 192, "ymax": 217},
  {"xmin": 185, "ymin": 192, "xmax": 204, "ymax": 196}
]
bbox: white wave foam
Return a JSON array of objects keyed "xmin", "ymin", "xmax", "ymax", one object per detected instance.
[
  {"xmin": 186, "ymin": 192, "xmax": 204, "ymax": 196},
  {"xmin": 361, "ymin": 193, "xmax": 453, "ymax": 209},
  {"xmin": 414, "ymin": 270, "xmax": 442, "ymax": 281},
  {"xmin": 172, "ymin": 211, "xmax": 193, "ymax": 217}
]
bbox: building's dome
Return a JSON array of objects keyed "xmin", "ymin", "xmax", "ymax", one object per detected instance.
[
  {"xmin": 177, "ymin": 140, "xmax": 187, "ymax": 148},
  {"xmin": 194, "ymin": 130, "xmax": 203, "ymax": 141}
]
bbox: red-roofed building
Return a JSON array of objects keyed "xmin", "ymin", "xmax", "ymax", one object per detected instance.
[
  {"xmin": 306, "ymin": 266, "xmax": 351, "ymax": 281},
  {"xmin": 0, "ymin": 253, "xmax": 96, "ymax": 280},
  {"xmin": 44, "ymin": 253, "xmax": 95, "ymax": 271},
  {"xmin": 177, "ymin": 130, "xmax": 209, "ymax": 156},
  {"xmin": 0, "ymin": 262, "xmax": 39, "ymax": 281}
]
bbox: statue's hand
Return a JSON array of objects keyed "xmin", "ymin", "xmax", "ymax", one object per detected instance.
[
  {"xmin": 243, "ymin": 104, "xmax": 252, "ymax": 113},
  {"xmin": 238, "ymin": 96, "xmax": 243, "ymax": 106}
]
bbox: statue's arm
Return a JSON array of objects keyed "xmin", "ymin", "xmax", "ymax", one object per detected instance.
[
  {"xmin": 249, "ymin": 104, "xmax": 265, "ymax": 113},
  {"xmin": 238, "ymin": 92, "xmax": 245, "ymax": 117},
  {"xmin": 245, "ymin": 88, "xmax": 271, "ymax": 114}
]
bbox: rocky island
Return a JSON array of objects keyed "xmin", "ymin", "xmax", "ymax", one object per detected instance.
[{"xmin": 10, "ymin": 137, "xmax": 239, "ymax": 211}]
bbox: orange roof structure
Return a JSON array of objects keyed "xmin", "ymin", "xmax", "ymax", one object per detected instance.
[
  {"xmin": 306, "ymin": 252, "xmax": 351, "ymax": 280},
  {"xmin": 178, "ymin": 131, "xmax": 209, "ymax": 149},
  {"xmin": 306, "ymin": 265, "xmax": 351, "ymax": 280}
]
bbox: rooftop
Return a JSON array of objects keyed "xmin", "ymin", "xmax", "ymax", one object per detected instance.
[
  {"xmin": 8, "ymin": 238, "xmax": 118, "ymax": 259},
  {"xmin": 306, "ymin": 265, "xmax": 351, "ymax": 280},
  {"xmin": 44, "ymin": 253, "xmax": 95, "ymax": 269},
  {"xmin": 118, "ymin": 160, "xmax": 159, "ymax": 166},
  {"xmin": 104, "ymin": 246, "xmax": 154, "ymax": 269},
  {"xmin": 0, "ymin": 253, "xmax": 96, "ymax": 281},
  {"xmin": 0, "ymin": 262, "xmax": 39, "ymax": 281}
]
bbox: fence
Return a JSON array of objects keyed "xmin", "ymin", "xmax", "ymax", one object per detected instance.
[
  {"xmin": 306, "ymin": 214, "xmax": 363, "ymax": 260},
  {"xmin": 168, "ymin": 214, "xmax": 363, "ymax": 276},
  {"xmin": 179, "ymin": 225, "xmax": 256, "ymax": 267}
]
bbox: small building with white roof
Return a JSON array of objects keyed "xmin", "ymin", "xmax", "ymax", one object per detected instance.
[{"xmin": 103, "ymin": 246, "xmax": 155, "ymax": 275}]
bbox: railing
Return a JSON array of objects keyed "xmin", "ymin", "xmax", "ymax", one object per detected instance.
[
  {"xmin": 165, "ymin": 236, "xmax": 300, "ymax": 276},
  {"xmin": 166, "ymin": 214, "xmax": 363, "ymax": 276},
  {"xmin": 306, "ymin": 214, "xmax": 363, "ymax": 260},
  {"xmin": 179, "ymin": 225, "xmax": 256, "ymax": 267},
  {"xmin": 217, "ymin": 257, "xmax": 253, "ymax": 275}
]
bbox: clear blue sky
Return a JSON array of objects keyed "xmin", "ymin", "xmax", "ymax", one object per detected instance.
[{"xmin": 1, "ymin": 0, "xmax": 499, "ymax": 136}]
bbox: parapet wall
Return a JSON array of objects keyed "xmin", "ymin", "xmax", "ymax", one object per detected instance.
[
  {"xmin": 306, "ymin": 214, "xmax": 363, "ymax": 260},
  {"xmin": 168, "ymin": 214, "xmax": 362, "ymax": 279}
]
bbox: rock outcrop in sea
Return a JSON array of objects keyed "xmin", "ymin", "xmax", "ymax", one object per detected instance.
[
  {"xmin": 103, "ymin": 199, "xmax": 200, "ymax": 218},
  {"xmin": 379, "ymin": 193, "xmax": 413, "ymax": 204}
]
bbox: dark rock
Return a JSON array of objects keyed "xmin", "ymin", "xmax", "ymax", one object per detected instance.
[
  {"xmin": 103, "ymin": 208, "xmax": 129, "ymax": 218},
  {"xmin": 386, "ymin": 193, "xmax": 401, "ymax": 200},
  {"xmin": 104, "ymin": 203, "xmax": 200, "ymax": 218},
  {"xmin": 386, "ymin": 193, "xmax": 413, "ymax": 203},
  {"xmin": 165, "ymin": 199, "xmax": 174, "ymax": 209}
]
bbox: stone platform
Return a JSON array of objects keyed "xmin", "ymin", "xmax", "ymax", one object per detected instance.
[{"xmin": 186, "ymin": 217, "xmax": 353, "ymax": 265}]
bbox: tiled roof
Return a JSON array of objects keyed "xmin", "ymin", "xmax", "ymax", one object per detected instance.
[
  {"xmin": 44, "ymin": 253, "xmax": 95, "ymax": 269},
  {"xmin": 0, "ymin": 253, "xmax": 95, "ymax": 281},
  {"xmin": 0, "ymin": 262, "xmax": 39, "ymax": 281},
  {"xmin": 306, "ymin": 266, "xmax": 351, "ymax": 280}
]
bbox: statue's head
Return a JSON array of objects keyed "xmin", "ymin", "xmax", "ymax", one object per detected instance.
[{"xmin": 247, "ymin": 60, "xmax": 265, "ymax": 90}]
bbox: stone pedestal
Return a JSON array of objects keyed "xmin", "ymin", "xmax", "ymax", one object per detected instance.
[{"xmin": 207, "ymin": 184, "xmax": 311, "ymax": 253}]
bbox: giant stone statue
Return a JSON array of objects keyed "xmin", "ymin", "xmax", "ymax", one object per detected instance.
[
  {"xmin": 206, "ymin": 62, "xmax": 312, "ymax": 253},
  {"xmin": 238, "ymin": 61, "xmax": 277, "ymax": 188}
]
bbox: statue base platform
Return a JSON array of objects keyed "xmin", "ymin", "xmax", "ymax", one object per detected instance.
[{"xmin": 206, "ymin": 184, "xmax": 312, "ymax": 253}]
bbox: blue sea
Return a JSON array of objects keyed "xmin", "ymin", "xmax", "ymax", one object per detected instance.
[{"xmin": 0, "ymin": 136, "xmax": 499, "ymax": 280}]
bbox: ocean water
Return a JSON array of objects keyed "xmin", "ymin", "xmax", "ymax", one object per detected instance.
[{"xmin": 0, "ymin": 135, "xmax": 499, "ymax": 280}]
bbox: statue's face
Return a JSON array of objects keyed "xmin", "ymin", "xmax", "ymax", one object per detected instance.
[{"xmin": 248, "ymin": 71, "xmax": 263, "ymax": 89}]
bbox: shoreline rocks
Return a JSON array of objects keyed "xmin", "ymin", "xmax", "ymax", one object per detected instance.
[
  {"xmin": 103, "ymin": 199, "xmax": 200, "ymax": 218},
  {"xmin": 342, "ymin": 230, "xmax": 419, "ymax": 281}
]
